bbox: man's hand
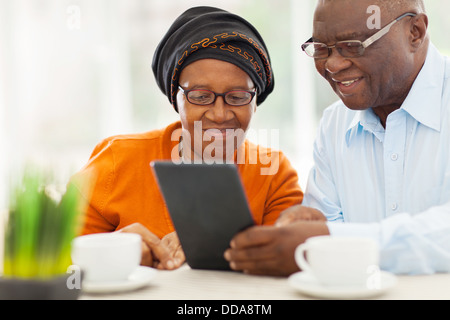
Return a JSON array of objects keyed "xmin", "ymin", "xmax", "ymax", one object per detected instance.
[
  {"xmin": 224, "ymin": 221, "xmax": 330, "ymax": 276},
  {"xmin": 275, "ymin": 205, "xmax": 327, "ymax": 227},
  {"xmin": 117, "ymin": 223, "xmax": 185, "ymax": 270}
]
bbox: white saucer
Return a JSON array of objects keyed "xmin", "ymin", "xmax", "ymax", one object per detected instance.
[
  {"xmin": 82, "ymin": 266, "xmax": 157, "ymax": 294},
  {"xmin": 288, "ymin": 271, "xmax": 398, "ymax": 299}
]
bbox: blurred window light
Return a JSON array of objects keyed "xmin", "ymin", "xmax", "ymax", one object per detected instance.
[{"xmin": 0, "ymin": 0, "xmax": 448, "ymax": 210}]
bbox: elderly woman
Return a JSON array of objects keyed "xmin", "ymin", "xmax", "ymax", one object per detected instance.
[{"xmin": 71, "ymin": 6, "xmax": 303, "ymax": 269}]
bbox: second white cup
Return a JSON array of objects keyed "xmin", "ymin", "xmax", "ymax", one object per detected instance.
[{"xmin": 295, "ymin": 235, "xmax": 380, "ymax": 287}]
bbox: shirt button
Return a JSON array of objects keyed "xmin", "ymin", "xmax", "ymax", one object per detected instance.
[
  {"xmin": 391, "ymin": 203, "xmax": 398, "ymax": 211},
  {"xmin": 391, "ymin": 153, "xmax": 398, "ymax": 161}
]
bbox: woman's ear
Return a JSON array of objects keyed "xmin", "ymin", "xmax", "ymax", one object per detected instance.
[
  {"xmin": 253, "ymin": 90, "xmax": 258, "ymax": 113},
  {"xmin": 176, "ymin": 87, "xmax": 184, "ymax": 112}
]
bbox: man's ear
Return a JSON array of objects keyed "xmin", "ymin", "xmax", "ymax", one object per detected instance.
[{"xmin": 410, "ymin": 13, "xmax": 428, "ymax": 50}]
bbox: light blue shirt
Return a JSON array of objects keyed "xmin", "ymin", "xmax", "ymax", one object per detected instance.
[{"xmin": 303, "ymin": 43, "xmax": 450, "ymax": 275}]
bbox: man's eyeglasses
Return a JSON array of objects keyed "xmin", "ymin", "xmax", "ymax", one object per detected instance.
[
  {"xmin": 301, "ymin": 12, "xmax": 417, "ymax": 59},
  {"xmin": 178, "ymin": 86, "xmax": 256, "ymax": 106}
]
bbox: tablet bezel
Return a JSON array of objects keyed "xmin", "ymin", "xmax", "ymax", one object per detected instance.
[{"xmin": 151, "ymin": 161, "xmax": 255, "ymax": 270}]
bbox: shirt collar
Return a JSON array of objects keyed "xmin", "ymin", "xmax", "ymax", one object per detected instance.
[
  {"xmin": 346, "ymin": 108, "xmax": 384, "ymax": 145},
  {"xmin": 400, "ymin": 43, "xmax": 444, "ymax": 132},
  {"xmin": 345, "ymin": 43, "xmax": 445, "ymax": 146}
]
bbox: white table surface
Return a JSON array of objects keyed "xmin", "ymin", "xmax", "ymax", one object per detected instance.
[
  {"xmin": 80, "ymin": 264, "xmax": 450, "ymax": 300},
  {"xmin": 1, "ymin": 211, "xmax": 449, "ymax": 301}
]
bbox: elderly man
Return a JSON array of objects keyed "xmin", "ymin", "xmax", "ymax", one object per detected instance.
[{"xmin": 224, "ymin": 0, "xmax": 450, "ymax": 276}]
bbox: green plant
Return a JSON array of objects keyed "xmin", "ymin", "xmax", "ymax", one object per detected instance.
[{"xmin": 3, "ymin": 169, "xmax": 84, "ymax": 279}]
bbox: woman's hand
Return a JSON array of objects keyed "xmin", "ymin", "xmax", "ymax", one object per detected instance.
[
  {"xmin": 117, "ymin": 223, "xmax": 185, "ymax": 270},
  {"xmin": 161, "ymin": 231, "xmax": 185, "ymax": 269}
]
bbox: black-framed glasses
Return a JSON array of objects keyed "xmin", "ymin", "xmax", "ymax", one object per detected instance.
[
  {"xmin": 301, "ymin": 12, "xmax": 417, "ymax": 59},
  {"xmin": 178, "ymin": 86, "xmax": 256, "ymax": 106}
]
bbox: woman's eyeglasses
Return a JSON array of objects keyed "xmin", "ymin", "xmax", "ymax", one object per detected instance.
[
  {"xmin": 178, "ymin": 86, "xmax": 256, "ymax": 106},
  {"xmin": 301, "ymin": 12, "xmax": 417, "ymax": 59}
]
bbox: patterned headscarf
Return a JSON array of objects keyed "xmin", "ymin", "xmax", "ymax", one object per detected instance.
[{"xmin": 152, "ymin": 6, "xmax": 275, "ymax": 112}]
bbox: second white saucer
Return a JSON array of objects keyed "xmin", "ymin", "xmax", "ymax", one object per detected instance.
[{"xmin": 288, "ymin": 271, "xmax": 398, "ymax": 299}]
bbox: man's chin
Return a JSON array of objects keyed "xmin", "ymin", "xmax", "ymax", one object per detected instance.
[{"xmin": 339, "ymin": 97, "xmax": 372, "ymax": 111}]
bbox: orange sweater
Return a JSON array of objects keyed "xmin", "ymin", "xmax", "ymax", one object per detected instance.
[{"xmin": 72, "ymin": 122, "xmax": 303, "ymax": 238}]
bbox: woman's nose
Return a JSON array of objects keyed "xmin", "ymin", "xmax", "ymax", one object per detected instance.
[{"xmin": 207, "ymin": 97, "xmax": 231, "ymax": 123}]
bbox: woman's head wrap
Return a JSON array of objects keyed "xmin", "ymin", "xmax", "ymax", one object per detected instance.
[{"xmin": 152, "ymin": 6, "xmax": 274, "ymax": 112}]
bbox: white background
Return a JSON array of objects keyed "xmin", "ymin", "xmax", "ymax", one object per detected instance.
[{"xmin": 0, "ymin": 0, "xmax": 449, "ymax": 210}]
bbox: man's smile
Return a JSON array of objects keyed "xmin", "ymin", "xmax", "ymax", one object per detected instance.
[{"xmin": 332, "ymin": 77, "xmax": 364, "ymax": 95}]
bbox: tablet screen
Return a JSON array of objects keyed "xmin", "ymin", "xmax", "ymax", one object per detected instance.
[{"xmin": 151, "ymin": 161, "xmax": 255, "ymax": 270}]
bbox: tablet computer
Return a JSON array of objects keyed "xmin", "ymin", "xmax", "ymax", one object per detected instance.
[{"xmin": 151, "ymin": 161, "xmax": 254, "ymax": 270}]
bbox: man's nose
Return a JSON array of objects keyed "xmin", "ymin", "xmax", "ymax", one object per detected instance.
[{"xmin": 324, "ymin": 47, "xmax": 352, "ymax": 74}]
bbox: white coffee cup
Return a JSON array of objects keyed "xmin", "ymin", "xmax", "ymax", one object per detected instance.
[
  {"xmin": 295, "ymin": 235, "xmax": 380, "ymax": 287},
  {"xmin": 71, "ymin": 232, "xmax": 142, "ymax": 282}
]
